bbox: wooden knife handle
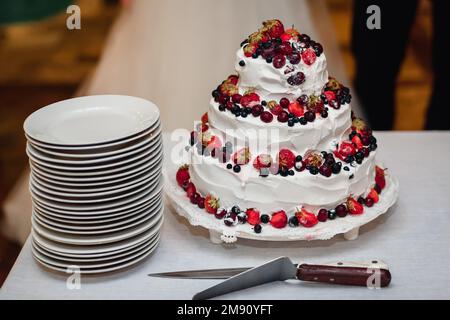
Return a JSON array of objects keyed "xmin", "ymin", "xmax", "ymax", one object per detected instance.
[{"xmin": 297, "ymin": 264, "xmax": 391, "ymax": 287}]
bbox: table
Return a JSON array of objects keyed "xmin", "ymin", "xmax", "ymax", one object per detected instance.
[{"xmin": 1, "ymin": 132, "xmax": 450, "ymax": 299}]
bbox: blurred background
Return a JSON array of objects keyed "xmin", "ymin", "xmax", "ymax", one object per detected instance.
[{"xmin": 0, "ymin": 0, "xmax": 433, "ymax": 285}]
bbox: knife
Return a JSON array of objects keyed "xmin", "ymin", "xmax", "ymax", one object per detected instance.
[{"xmin": 148, "ymin": 257, "xmax": 392, "ymax": 300}]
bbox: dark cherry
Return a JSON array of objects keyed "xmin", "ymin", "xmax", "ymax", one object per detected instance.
[{"xmin": 260, "ymin": 111, "xmax": 274, "ymax": 123}]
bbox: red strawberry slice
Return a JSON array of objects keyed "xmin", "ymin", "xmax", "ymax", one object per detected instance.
[
  {"xmin": 232, "ymin": 147, "xmax": 251, "ymax": 165},
  {"xmin": 185, "ymin": 183, "xmax": 196, "ymax": 199},
  {"xmin": 205, "ymin": 195, "xmax": 220, "ymax": 214},
  {"xmin": 301, "ymin": 48, "xmax": 317, "ymax": 66},
  {"xmin": 351, "ymin": 135, "xmax": 363, "ymax": 150},
  {"xmin": 280, "ymin": 32, "xmax": 291, "ymax": 42},
  {"xmin": 288, "ymin": 101, "xmax": 305, "ymax": 117},
  {"xmin": 347, "ymin": 197, "xmax": 364, "ymax": 215},
  {"xmin": 176, "ymin": 165, "xmax": 190, "ymax": 187},
  {"xmin": 295, "ymin": 208, "xmax": 318, "ymax": 228},
  {"xmin": 269, "ymin": 103, "xmax": 283, "ymax": 116},
  {"xmin": 244, "ymin": 43, "xmax": 257, "ymax": 57},
  {"xmin": 227, "ymin": 75, "xmax": 239, "ymax": 85},
  {"xmin": 375, "ymin": 166, "xmax": 386, "ymax": 189},
  {"xmin": 323, "ymin": 90, "xmax": 336, "ymax": 102},
  {"xmin": 253, "ymin": 154, "xmax": 273, "ymax": 170},
  {"xmin": 338, "ymin": 141, "xmax": 356, "ymax": 157},
  {"xmin": 201, "ymin": 112, "xmax": 208, "ymax": 124},
  {"xmin": 207, "ymin": 136, "xmax": 222, "ymax": 150},
  {"xmin": 367, "ymin": 189, "xmax": 379, "ymax": 203},
  {"xmin": 246, "ymin": 208, "xmax": 261, "ymax": 225},
  {"xmin": 278, "ymin": 149, "xmax": 296, "ymax": 169},
  {"xmin": 270, "ymin": 210, "xmax": 288, "ymax": 229},
  {"xmin": 303, "ymin": 150, "xmax": 324, "ymax": 167},
  {"xmin": 263, "ymin": 19, "xmax": 285, "ymax": 38}
]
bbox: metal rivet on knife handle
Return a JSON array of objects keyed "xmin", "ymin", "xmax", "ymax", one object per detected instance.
[{"xmin": 296, "ymin": 264, "xmax": 392, "ymax": 287}]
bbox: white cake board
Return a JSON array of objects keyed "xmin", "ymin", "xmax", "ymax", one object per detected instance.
[{"xmin": 163, "ymin": 163, "xmax": 399, "ymax": 244}]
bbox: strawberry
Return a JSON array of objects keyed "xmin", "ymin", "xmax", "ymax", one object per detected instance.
[
  {"xmin": 323, "ymin": 90, "xmax": 336, "ymax": 102},
  {"xmin": 244, "ymin": 43, "xmax": 257, "ymax": 57},
  {"xmin": 280, "ymin": 32, "xmax": 291, "ymax": 42},
  {"xmin": 267, "ymin": 101, "xmax": 283, "ymax": 115},
  {"xmin": 284, "ymin": 28, "xmax": 300, "ymax": 41},
  {"xmin": 205, "ymin": 195, "xmax": 220, "ymax": 214},
  {"xmin": 270, "ymin": 210, "xmax": 288, "ymax": 229},
  {"xmin": 219, "ymin": 82, "xmax": 238, "ymax": 96},
  {"xmin": 352, "ymin": 118, "xmax": 372, "ymax": 136},
  {"xmin": 375, "ymin": 166, "xmax": 386, "ymax": 189},
  {"xmin": 227, "ymin": 75, "xmax": 239, "ymax": 85},
  {"xmin": 207, "ymin": 136, "xmax": 222, "ymax": 150},
  {"xmin": 367, "ymin": 188, "xmax": 379, "ymax": 203},
  {"xmin": 232, "ymin": 147, "xmax": 251, "ymax": 165},
  {"xmin": 248, "ymin": 31, "xmax": 269, "ymax": 44},
  {"xmin": 201, "ymin": 112, "xmax": 208, "ymax": 124},
  {"xmin": 263, "ymin": 19, "xmax": 285, "ymax": 38},
  {"xmin": 278, "ymin": 149, "xmax": 296, "ymax": 169},
  {"xmin": 176, "ymin": 165, "xmax": 190, "ymax": 187},
  {"xmin": 288, "ymin": 101, "xmax": 304, "ymax": 117},
  {"xmin": 352, "ymin": 135, "xmax": 363, "ymax": 150},
  {"xmin": 240, "ymin": 92, "xmax": 260, "ymax": 107},
  {"xmin": 303, "ymin": 150, "xmax": 324, "ymax": 167},
  {"xmin": 201, "ymin": 123, "xmax": 209, "ymax": 132},
  {"xmin": 295, "ymin": 208, "xmax": 318, "ymax": 228},
  {"xmin": 185, "ymin": 182, "xmax": 196, "ymax": 199},
  {"xmin": 325, "ymin": 77, "xmax": 343, "ymax": 91},
  {"xmin": 333, "ymin": 149, "xmax": 345, "ymax": 161},
  {"xmin": 347, "ymin": 197, "xmax": 364, "ymax": 215},
  {"xmin": 307, "ymin": 95, "xmax": 324, "ymax": 114},
  {"xmin": 246, "ymin": 208, "xmax": 261, "ymax": 225},
  {"xmin": 301, "ymin": 48, "xmax": 317, "ymax": 66},
  {"xmin": 253, "ymin": 154, "xmax": 273, "ymax": 170},
  {"xmin": 338, "ymin": 141, "xmax": 356, "ymax": 157}
]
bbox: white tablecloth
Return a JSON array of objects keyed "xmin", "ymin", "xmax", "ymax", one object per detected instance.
[{"xmin": 1, "ymin": 132, "xmax": 450, "ymax": 299}]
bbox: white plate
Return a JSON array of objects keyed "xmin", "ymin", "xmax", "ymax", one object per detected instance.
[
  {"xmin": 31, "ymin": 217, "xmax": 162, "ymax": 256},
  {"xmin": 31, "ymin": 207, "xmax": 164, "ymax": 246},
  {"xmin": 29, "ymin": 144, "xmax": 163, "ymax": 178},
  {"xmin": 31, "ymin": 179, "xmax": 164, "ymax": 216},
  {"xmin": 31, "ymin": 156, "xmax": 162, "ymax": 186},
  {"xmin": 32, "ymin": 233, "xmax": 159, "ymax": 263},
  {"xmin": 32, "ymin": 201, "xmax": 163, "ymax": 235},
  {"xmin": 33, "ymin": 195, "xmax": 162, "ymax": 228},
  {"xmin": 24, "ymin": 95, "xmax": 160, "ymax": 146},
  {"xmin": 27, "ymin": 130, "xmax": 161, "ymax": 165},
  {"xmin": 30, "ymin": 162, "xmax": 161, "ymax": 194},
  {"xmin": 30, "ymin": 169, "xmax": 161, "ymax": 201},
  {"xmin": 26, "ymin": 119, "xmax": 161, "ymax": 154},
  {"xmin": 31, "ymin": 190, "xmax": 163, "ymax": 221},
  {"xmin": 32, "ymin": 237, "xmax": 159, "ymax": 274},
  {"xmin": 27, "ymin": 134, "xmax": 162, "ymax": 172},
  {"xmin": 30, "ymin": 176, "xmax": 163, "ymax": 211}
]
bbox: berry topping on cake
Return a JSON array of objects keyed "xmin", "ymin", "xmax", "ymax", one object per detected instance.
[
  {"xmin": 262, "ymin": 19, "xmax": 285, "ymax": 38},
  {"xmin": 375, "ymin": 166, "xmax": 386, "ymax": 189},
  {"xmin": 295, "ymin": 208, "xmax": 318, "ymax": 228},
  {"xmin": 347, "ymin": 197, "xmax": 364, "ymax": 215},
  {"xmin": 278, "ymin": 149, "xmax": 296, "ymax": 169},
  {"xmin": 232, "ymin": 147, "xmax": 251, "ymax": 165},
  {"xmin": 288, "ymin": 101, "xmax": 304, "ymax": 117},
  {"xmin": 301, "ymin": 48, "xmax": 317, "ymax": 66},
  {"xmin": 185, "ymin": 182, "xmax": 196, "ymax": 199},
  {"xmin": 205, "ymin": 195, "xmax": 220, "ymax": 214},
  {"xmin": 246, "ymin": 208, "xmax": 261, "ymax": 225},
  {"xmin": 272, "ymin": 54, "xmax": 286, "ymax": 69},
  {"xmin": 287, "ymin": 72, "xmax": 305, "ymax": 86},
  {"xmin": 260, "ymin": 111, "xmax": 274, "ymax": 123},
  {"xmin": 303, "ymin": 150, "xmax": 324, "ymax": 167},
  {"xmin": 270, "ymin": 210, "xmax": 288, "ymax": 228},
  {"xmin": 253, "ymin": 154, "xmax": 273, "ymax": 170},
  {"xmin": 176, "ymin": 165, "xmax": 190, "ymax": 187},
  {"xmin": 367, "ymin": 188, "xmax": 379, "ymax": 203}
]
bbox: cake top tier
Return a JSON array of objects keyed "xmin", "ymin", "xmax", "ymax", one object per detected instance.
[{"xmin": 235, "ymin": 20, "xmax": 328, "ymax": 100}]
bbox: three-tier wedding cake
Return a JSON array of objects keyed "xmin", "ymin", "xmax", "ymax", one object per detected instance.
[{"xmin": 173, "ymin": 20, "xmax": 396, "ymax": 238}]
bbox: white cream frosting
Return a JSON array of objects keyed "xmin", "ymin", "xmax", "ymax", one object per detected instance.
[
  {"xmin": 188, "ymin": 38, "xmax": 378, "ymax": 215},
  {"xmin": 235, "ymin": 46, "xmax": 328, "ymax": 101}
]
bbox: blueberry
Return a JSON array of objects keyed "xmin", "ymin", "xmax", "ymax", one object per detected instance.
[
  {"xmin": 226, "ymin": 163, "xmax": 232, "ymax": 169},
  {"xmin": 343, "ymin": 166, "xmax": 350, "ymax": 171},
  {"xmin": 260, "ymin": 214, "xmax": 270, "ymax": 224},
  {"xmin": 233, "ymin": 165, "xmax": 241, "ymax": 173},
  {"xmin": 252, "ymin": 52, "xmax": 259, "ymax": 59},
  {"xmin": 344, "ymin": 155, "xmax": 354, "ymax": 163},
  {"xmin": 349, "ymin": 174, "xmax": 354, "ymax": 179},
  {"xmin": 321, "ymin": 110, "xmax": 328, "ymax": 118},
  {"xmin": 309, "ymin": 166, "xmax": 319, "ymax": 175},
  {"xmin": 237, "ymin": 213, "xmax": 247, "ymax": 224},
  {"xmin": 328, "ymin": 210, "xmax": 337, "ymax": 220},
  {"xmin": 280, "ymin": 167, "xmax": 289, "ymax": 177},
  {"xmin": 254, "ymin": 224, "xmax": 262, "ymax": 233},
  {"xmin": 261, "ymin": 100, "xmax": 267, "ymax": 106},
  {"xmin": 370, "ymin": 143, "xmax": 378, "ymax": 151},
  {"xmin": 299, "ymin": 117, "xmax": 307, "ymax": 125},
  {"xmin": 265, "ymin": 57, "xmax": 273, "ymax": 63},
  {"xmin": 218, "ymin": 105, "xmax": 226, "ymax": 112},
  {"xmin": 239, "ymin": 60, "xmax": 245, "ymax": 67},
  {"xmin": 288, "ymin": 119, "xmax": 294, "ymax": 127},
  {"xmin": 288, "ymin": 169, "xmax": 294, "ymax": 176},
  {"xmin": 295, "ymin": 155, "xmax": 303, "ymax": 162},
  {"xmin": 289, "ymin": 216, "xmax": 299, "ymax": 227},
  {"xmin": 231, "ymin": 206, "xmax": 241, "ymax": 215}
]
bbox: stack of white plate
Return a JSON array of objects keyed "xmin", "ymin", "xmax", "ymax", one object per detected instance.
[{"xmin": 23, "ymin": 95, "xmax": 164, "ymax": 274}]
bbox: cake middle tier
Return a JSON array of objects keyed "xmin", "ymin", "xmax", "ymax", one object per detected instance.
[
  {"xmin": 189, "ymin": 148, "xmax": 376, "ymax": 214},
  {"xmin": 208, "ymin": 98, "xmax": 352, "ymax": 155}
]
